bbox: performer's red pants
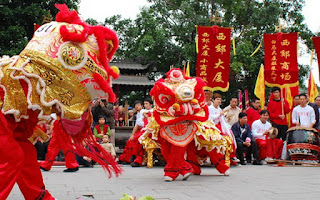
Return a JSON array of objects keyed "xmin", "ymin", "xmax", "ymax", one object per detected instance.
[
  {"xmin": 119, "ymin": 129, "xmax": 144, "ymax": 165},
  {"xmin": 255, "ymin": 138, "xmax": 283, "ymax": 160},
  {"xmin": 39, "ymin": 131, "xmax": 78, "ymax": 170},
  {"xmin": 161, "ymin": 139, "xmax": 193, "ymax": 180},
  {"xmin": 0, "ymin": 112, "xmax": 53, "ymax": 200},
  {"xmin": 186, "ymin": 141, "xmax": 229, "ymax": 175}
]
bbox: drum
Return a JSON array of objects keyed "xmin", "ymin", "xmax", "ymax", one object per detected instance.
[{"xmin": 286, "ymin": 126, "xmax": 320, "ymax": 161}]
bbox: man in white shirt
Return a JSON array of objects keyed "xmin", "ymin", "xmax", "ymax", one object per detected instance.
[
  {"xmin": 292, "ymin": 94, "xmax": 316, "ymax": 128},
  {"xmin": 252, "ymin": 110, "xmax": 283, "ymax": 162},
  {"xmin": 223, "ymin": 97, "xmax": 241, "ymax": 126}
]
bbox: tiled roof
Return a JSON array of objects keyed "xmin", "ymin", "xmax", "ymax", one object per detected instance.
[
  {"xmin": 113, "ymin": 75, "xmax": 154, "ymax": 86},
  {"xmin": 110, "ymin": 61, "xmax": 148, "ymax": 70}
]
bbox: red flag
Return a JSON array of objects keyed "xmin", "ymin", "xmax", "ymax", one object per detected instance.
[
  {"xmin": 196, "ymin": 25, "xmax": 231, "ymax": 91},
  {"xmin": 238, "ymin": 90, "xmax": 243, "ymax": 110},
  {"xmin": 244, "ymin": 89, "xmax": 249, "ymax": 109},
  {"xmin": 264, "ymin": 32, "xmax": 299, "ymax": 88},
  {"xmin": 312, "ymin": 37, "xmax": 320, "ymax": 81}
]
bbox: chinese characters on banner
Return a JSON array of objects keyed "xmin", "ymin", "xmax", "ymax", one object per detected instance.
[
  {"xmin": 312, "ymin": 37, "xmax": 320, "ymax": 81},
  {"xmin": 264, "ymin": 33, "xmax": 299, "ymax": 88},
  {"xmin": 196, "ymin": 25, "xmax": 231, "ymax": 91}
]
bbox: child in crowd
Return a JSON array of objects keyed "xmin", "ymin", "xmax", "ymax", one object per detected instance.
[
  {"xmin": 93, "ymin": 115, "xmax": 111, "ymax": 143},
  {"xmin": 101, "ymin": 135, "xmax": 116, "ymax": 159}
]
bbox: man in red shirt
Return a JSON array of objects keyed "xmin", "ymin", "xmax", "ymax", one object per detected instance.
[
  {"xmin": 267, "ymin": 87, "xmax": 290, "ymax": 141},
  {"xmin": 245, "ymin": 97, "xmax": 261, "ymax": 127}
]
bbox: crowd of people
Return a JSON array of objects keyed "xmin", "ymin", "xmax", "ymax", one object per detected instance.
[{"xmin": 36, "ymin": 86, "xmax": 320, "ymax": 171}]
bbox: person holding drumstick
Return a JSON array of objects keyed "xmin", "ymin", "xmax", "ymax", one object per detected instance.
[{"xmin": 292, "ymin": 94, "xmax": 316, "ymax": 128}]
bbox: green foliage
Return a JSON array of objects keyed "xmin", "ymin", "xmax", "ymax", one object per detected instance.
[
  {"xmin": 103, "ymin": 0, "xmax": 313, "ymax": 103},
  {"xmin": 0, "ymin": 0, "xmax": 79, "ymax": 56}
]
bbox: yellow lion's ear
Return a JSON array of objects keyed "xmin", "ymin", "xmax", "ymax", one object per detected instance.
[{"xmin": 110, "ymin": 66, "xmax": 120, "ymax": 75}]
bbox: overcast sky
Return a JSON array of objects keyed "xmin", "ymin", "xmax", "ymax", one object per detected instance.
[{"xmin": 79, "ymin": 0, "xmax": 320, "ymax": 84}]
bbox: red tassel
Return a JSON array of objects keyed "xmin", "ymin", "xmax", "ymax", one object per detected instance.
[{"xmin": 54, "ymin": 116, "xmax": 122, "ymax": 177}]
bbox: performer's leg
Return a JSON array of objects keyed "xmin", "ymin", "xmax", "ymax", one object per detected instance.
[
  {"xmin": 132, "ymin": 143, "xmax": 144, "ymax": 165},
  {"xmin": 161, "ymin": 140, "xmax": 179, "ymax": 180},
  {"xmin": 186, "ymin": 142, "xmax": 202, "ymax": 175},
  {"xmin": 271, "ymin": 138, "xmax": 283, "ymax": 159},
  {"xmin": 16, "ymin": 141, "xmax": 54, "ymax": 200},
  {"xmin": 39, "ymin": 134, "xmax": 61, "ymax": 171},
  {"xmin": 63, "ymin": 149, "xmax": 79, "ymax": 169},
  {"xmin": 256, "ymin": 139, "xmax": 267, "ymax": 160},
  {"xmin": 0, "ymin": 133, "xmax": 24, "ymax": 199},
  {"xmin": 207, "ymin": 149, "xmax": 229, "ymax": 174},
  {"xmin": 118, "ymin": 139, "xmax": 135, "ymax": 163}
]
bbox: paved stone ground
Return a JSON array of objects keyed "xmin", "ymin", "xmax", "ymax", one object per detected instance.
[{"xmin": 8, "ymin": 164, "xmax": 320, "ymax": 200}]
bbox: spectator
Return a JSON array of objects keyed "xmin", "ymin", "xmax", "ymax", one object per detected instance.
[
  {"xmin": 118, "ymin": 106, "xmax": 125, "ymax": 126},
  {"xmin": 92, "ymin": 99, "xmax": 115, "ymax": 145},
  {"xmin": 267, "ymin": 87, "xmax": 290, "ymax": 141},
  {"xmin": 204, "ymin": 90, "xmax": 213, "ymax": 106},
  {"xmin": 307, "ymin": 94, "xmax": 320, "ymax": 129},
  {"xmin": 223, "ymin": 97, "xmax": 241, "ymax": 126},
  {"xmin": 101, "ymin": 135, "xmax": 116, "ymax": 159},
  {"xmin": 245, "ymin": 97, "xmax": 261, "ymax": 127},
  {"xmin": 231, "ymin": 112, "xmax": 261, "ymax": 165},
  {"xmin": 252, "ymin": 110, "xmax": 283, "ymax": 162},
  {"xmin": 292, "ymin": 94, "xmax": 316, "ymax": 128},
  {"xmin": 128, "ymin": 109, "xmax": 135, "ymax": 126},
  {"xmin": 93, "ymin": 115, "xmax": 111, "ymax": 143}
]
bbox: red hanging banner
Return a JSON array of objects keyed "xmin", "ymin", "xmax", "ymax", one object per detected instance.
[
  {"xmin": 264, "ymin": 32, "xmax": 299, "ymax": 88},
  {"xmin": 312, "ymin": 37, "xmax": 320, "ymax": 81},
  {"xmin": 196, "ymin": 25, "xmax": 231, "ymax": 91}
]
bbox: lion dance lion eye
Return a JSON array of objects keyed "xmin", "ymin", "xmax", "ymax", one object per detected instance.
[{"xmin": 159, "ymin": 94, "xmax": 171, "ymax": 104}]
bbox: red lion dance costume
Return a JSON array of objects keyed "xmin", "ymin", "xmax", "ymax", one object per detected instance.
[
  {"xmin": 0, "ymin": 4, "xmax": 121, "ymax": 199},
  {"xmin": 139, "ymin": 69, "xmax": 233, "ymax": 181}
]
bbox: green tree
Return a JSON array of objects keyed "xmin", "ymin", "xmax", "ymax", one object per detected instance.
[
  {"xmin": 104, "ymin": 0, "xmax": 313, "ymax": 105},
  {"xmin": 0, "ymin": 0, "xmax": 79, "ymax": 56}
]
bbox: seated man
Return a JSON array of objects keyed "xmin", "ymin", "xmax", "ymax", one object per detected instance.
[
  {"xmin": 231, "ymin": 112, "xmax": 261, "ymax": 165},
  {"xmin": 252, "ymin": 110, "xmax": 283, "ymax": 162}
]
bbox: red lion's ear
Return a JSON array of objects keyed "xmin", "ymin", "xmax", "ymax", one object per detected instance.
[{"xmin": 150, "ymin": 82, "xmax": 175, "ymax": 108}]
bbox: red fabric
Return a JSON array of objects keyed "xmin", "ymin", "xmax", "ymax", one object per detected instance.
[
  {"xmin": 266, "ymin": 138, "xmax": 283, "ymax": 159},
  {"xmin": 0, "ymin": 112, "xmax": 53, "ymax": 200},
  {"xmin": 255, "ymin": 139, "xmax": 267, "ymax": 160},
  {"xmin": 161, "ymin": 139, "xmax": 193, "ymax": 180},
  {"xmin": 245, "ymin": 107, "xmax": 261, "ymax": 127},
  {"xmin": 186, "ymin": 141, "xmax": 229, "ymax": 175},
  {"xmin": 39, "ymin": 129, "xmax": 79, "ymax": 170},
  {"xmin": 118, "ymin": 139, "xmax": 135, "ymax": 163},
  {"xmin": 267, "ymin": 99, "xmax": 290, "ymax": 125},
  {"xmin": 264, "ymin": 32, "xmax": 299, "ymax": 87},
  {"xmin": 119, "ymin": 128, "xmax": 144, "ymax": 164},
  {"xmin": 56, "ymin": 118, "xmax": 122, "ymax": 177},
  {"xmin": 196, "ymin": 25, "xmax": 231, "ymax": 90}
]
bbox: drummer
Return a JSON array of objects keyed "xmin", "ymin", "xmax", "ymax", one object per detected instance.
[
  {"xmin": 292, "ymin": 94, "xmax": 316, "ymax": 128},
  {"xmin": 252, "ymin": 110, "xmax": 283, "ymax": 162}
]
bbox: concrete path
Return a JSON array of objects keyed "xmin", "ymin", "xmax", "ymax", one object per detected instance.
[{"xmin": 8, "ymin": 164, "xmax": 320, "ymax": 200}]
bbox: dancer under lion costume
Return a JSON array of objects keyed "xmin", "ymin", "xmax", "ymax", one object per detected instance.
[
  {"xmin": 0, "ymin": 4, "xmax": 121, "ymax": 199},
  {"xmin": 139, "ymin": 69, "xmax": 233, "ymax": 181}
]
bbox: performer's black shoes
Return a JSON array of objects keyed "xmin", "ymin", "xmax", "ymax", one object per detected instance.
[
  {"xmin": 40, "ymin": 166, "xmax": 50, "ymax": 171},
  {"xmin": 130, "ymin": 162, "xmax": 141, "ymax": 167},
  {"xmin": 63, "ymin": 167, "xmax": 79, "ymax": 172}
]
